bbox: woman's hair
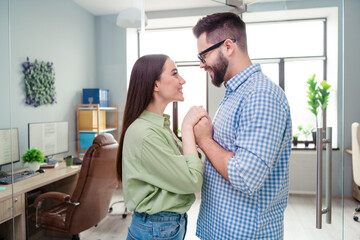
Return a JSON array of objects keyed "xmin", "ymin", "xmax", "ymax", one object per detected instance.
[
  {"xmin": 192, "ymin": 12, "xmax": 248, "ymax": 52},
  {"xmin": 116, "ymin": 54, "xmax": 169, "ymax": 181}
]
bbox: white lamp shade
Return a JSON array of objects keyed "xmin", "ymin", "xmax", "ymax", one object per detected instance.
[{"xmin": 116, "ymin": 7, "xmax": 148, "ymax": 28}]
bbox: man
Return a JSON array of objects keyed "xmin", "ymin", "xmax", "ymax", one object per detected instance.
[{"xmin": 192, "ymin": 12, "xmax": 292, "ymax": 239}]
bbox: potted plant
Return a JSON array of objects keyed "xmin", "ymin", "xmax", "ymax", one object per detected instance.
[
  {"xmin": 306, "ymin": 74, "xmax": 331, "ymax": 144},
  {"xmin": 292, "ymin": 125, "xmax": 302, "ymax": 146},
  {"xmin": 292, "ymin": 135, "xmax": 299, "ymax": 146},
  {"xmin": 318, "ymin": 79, "xmax": 331, "ymax": 118},
  {"xmin": 22, "ymin": 148, "xmax": 45, "ymax": 171},
  {"xmin": 306, "ymin": 75, "xmax": 319, "ymax": 127},
  {"xmin": 298, "ymin": 124, "xmax": 313, "ymax": 147}
]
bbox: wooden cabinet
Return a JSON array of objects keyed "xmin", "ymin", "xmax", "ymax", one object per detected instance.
[
  {"xmin": 0, "ymin": 162, "xmax": 80, "ymax": 240},
  {"xmin": 0, "ymin": 194, "xmax": 24, "ymax": 223},
  {"xmin": 0, "ymin": 194, "xmax": 25, "ymax": 240},
  {"xmin": 76, "ymin": 104, "xmax": 118, "ymax": 158}
]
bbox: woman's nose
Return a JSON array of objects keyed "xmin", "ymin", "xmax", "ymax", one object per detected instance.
[{"xmin": 180, "ymin": 76, "xmax": 186, "ymax": 85}]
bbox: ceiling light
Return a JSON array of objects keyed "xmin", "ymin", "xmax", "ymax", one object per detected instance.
[
  {"xmin": 116, "ymin": 7, "xmax": 148, "ymax": 28},
  {"xmin": 226, "ymin": 0, "xmax": 247, "ymax": 13}
]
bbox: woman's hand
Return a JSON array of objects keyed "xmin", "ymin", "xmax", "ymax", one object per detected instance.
[
  {"xmin": 181, "ymin": 106, "xmax": 208, "ymax": 130},
  {"xmin": 181, "ymin": 106, "xmax": 208, "ymax": 155}
]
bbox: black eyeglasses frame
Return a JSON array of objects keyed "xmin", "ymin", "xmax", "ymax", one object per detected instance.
[{"xmin": 197, "ymin": 39, "xmax": 236, "ymax": 64}]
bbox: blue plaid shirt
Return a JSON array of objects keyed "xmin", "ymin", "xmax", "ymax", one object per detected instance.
[{"xmin": 196, "ymin": 64, "xmax": 292, "ymax": 240}]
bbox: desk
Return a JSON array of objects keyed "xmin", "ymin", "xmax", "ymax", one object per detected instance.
[{"xmin": 0, "ymin": 161, "xmax": 80, "ymax": 240}]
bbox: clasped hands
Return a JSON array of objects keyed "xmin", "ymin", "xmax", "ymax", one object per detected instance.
[{"xmin": 182, "ymin": 106, "xmax": 213, "ymax": 147}]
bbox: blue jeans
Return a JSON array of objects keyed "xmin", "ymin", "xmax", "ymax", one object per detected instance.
[{"xmin": 127, "ymin": 211, "xmax": 188, "ymax": 240}]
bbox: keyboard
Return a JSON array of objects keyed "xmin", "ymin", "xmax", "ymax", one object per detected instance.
[
  {"xmin": 73, "ymin": 157, "xmax": 82, "ymax": 165},
  {"xmin": 0, "ymin": 170, "xmax": 40, "ymax": 185}
]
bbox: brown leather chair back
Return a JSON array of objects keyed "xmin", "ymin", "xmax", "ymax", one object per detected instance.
[{"xmin": 67, "ymin": 133, "xmax": 119, "ymax": 234}]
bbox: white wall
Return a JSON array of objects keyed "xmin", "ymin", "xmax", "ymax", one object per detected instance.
[
  {"xmin": 0, "ymin": 0, "xmax": 97, "ymax": 171},
  {"xmin": 95, "ymin": 15, "xmax": 128, "ymax": 139}
]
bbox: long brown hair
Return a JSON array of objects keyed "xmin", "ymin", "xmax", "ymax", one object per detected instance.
[{"xmin": 116, "ymin": 54, "xmax": 169, "ymax": 181}]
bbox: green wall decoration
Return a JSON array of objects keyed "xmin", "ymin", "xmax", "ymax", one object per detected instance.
[{"xmin": 22, "ymin": 57, "xmax": 56, "ymax": 107}]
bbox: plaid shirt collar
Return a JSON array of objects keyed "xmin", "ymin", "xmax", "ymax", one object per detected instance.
[{"xmin": 225, "ymin": 63, "xmax": 261, "ymax": 93}]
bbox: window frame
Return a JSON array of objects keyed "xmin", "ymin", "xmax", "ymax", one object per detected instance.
[
  {"xmin": 172, "ymin": 61, "xmax": 209, "ymax": 136},
  {"xmin": 250, "ymin": 18, "xmax": 328, "ymax": 133}
]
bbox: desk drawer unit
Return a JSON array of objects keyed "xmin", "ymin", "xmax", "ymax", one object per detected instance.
[{"xmin": 0, "ymin": 194, "xmax": 24, "ymax": 223}]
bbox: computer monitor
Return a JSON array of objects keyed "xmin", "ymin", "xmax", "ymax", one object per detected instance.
[
  {"xmin": 0, "ymin": 128, "xmax": 20, "ymax": 168},
  {"xmin": 28, "ymin": 121, "xmax": 69, "ymax": 161}
]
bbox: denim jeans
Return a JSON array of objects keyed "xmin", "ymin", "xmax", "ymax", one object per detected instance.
[{"xmin": 127, "ymin": 211, "xmax": 188, "ymax": 240}]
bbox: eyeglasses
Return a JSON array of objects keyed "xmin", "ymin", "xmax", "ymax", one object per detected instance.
[{"xmin": 197, "ymin": 39, "xmax": 236, "ymax": 64}]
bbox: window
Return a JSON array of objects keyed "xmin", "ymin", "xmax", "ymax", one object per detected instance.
[
  {"xmin": 139, "ymin": 13, "xmax": 338, "ymax": 146},
  {"xmin": 247, "ymin": 18, "xmax": 337, "ymax": 147},
  {"xmin": 139, "ymin": 28, "xmax": 206, "ymax": 135}
]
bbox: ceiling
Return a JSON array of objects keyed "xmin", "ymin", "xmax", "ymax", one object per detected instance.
[
  {"xmin": 72, "ymin": 0, "xmax": 225, "ymax": 16},
  {"xmin": 71, "ymin": 0, "xmax": 284, "ymax": 16}
]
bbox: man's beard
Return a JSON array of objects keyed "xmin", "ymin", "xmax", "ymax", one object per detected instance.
[{"xmin": 208, "ymin": 51, "xmax": 228, "ymax": 87}]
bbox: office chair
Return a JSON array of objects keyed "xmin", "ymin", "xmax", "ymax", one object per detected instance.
[
  {"xmin": 108, "ymin": 185, "xmax": 129, "ymax": 219},
  {"xmin": 352, "ymin": 122, "xmax": 360, "ymax": 221},
  {"xmin": 33, "ymin": 133, "xmax": 119, "ymax": 240}
]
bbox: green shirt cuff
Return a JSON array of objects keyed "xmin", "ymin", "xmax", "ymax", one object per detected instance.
[{"xmin": 184, "ymin": 154, "xmax": 204, "ymax": 174}]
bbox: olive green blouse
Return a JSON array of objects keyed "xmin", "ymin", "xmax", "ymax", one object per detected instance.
[{"xmin": 122, "ymin": 110, "xmax": 204, "ymax": 214}]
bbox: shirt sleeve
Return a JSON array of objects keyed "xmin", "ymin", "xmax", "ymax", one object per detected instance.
[
  {"xmin": 138, "ymin": 132, "xmax": 204, "ymax": 194},
  {"xmin": 227, "ymin": 89, "xmax": 288, "ymax": 194}
]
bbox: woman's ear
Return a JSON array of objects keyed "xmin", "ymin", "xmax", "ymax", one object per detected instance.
[{"xmin": 154, "ymin": 80, "xmax": 160, "ymax": 92}]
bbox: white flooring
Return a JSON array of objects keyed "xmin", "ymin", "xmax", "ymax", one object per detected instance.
[{"xmin": 80, "ymin": 190, "xmax": 360, "ymax": 240}]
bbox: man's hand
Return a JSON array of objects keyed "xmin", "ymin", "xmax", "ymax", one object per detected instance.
[
  {"xmin": 194, "ymin": 116, "xmax": 213, "ymax": 148},
  {"xmin": 194, "ymin": 116, "xmax": 233, "ymax": 181}
]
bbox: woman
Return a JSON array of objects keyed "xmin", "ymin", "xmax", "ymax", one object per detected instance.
[{"xmin": 117, "ymin": 54, "xmax": 207, "ymax": 240}]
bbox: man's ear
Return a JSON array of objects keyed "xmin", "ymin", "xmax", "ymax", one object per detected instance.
[{"xmin": 224, "ymin": 39, "xmax": 235, "ymax": 57}]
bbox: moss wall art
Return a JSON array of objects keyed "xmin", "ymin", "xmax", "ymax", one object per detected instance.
[{"xmin": 22, "ymin": 57, "xmax": 57, "ymax": 107}]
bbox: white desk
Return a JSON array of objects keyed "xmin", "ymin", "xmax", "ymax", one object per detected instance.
[{"xmin": 0, "ymin": 161, "xmax": 80, "ymax": 240}]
